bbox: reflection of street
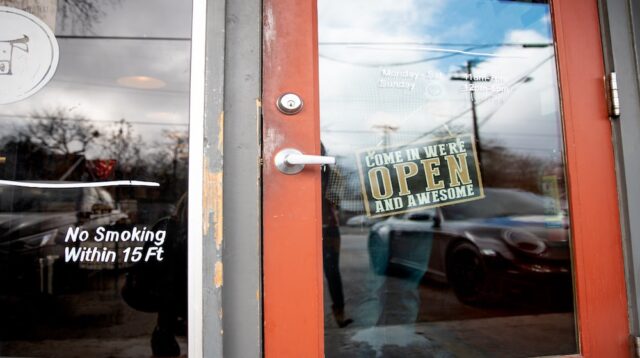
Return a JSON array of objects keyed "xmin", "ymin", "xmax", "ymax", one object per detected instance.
[
  {"xmin": 325, "ymin": 226, "xmax": 576, "ymax": 357},
  {"xmin": 3, "ymin": 336, "xmax": 187, "ymax": 358},
  {"xmin": 0, "ymin": 274, "xmax": 186, "ymax": 358}
]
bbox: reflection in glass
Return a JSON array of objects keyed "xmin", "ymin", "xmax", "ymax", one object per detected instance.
[
  {"xmin": 0, "ymin": 1, "xmax": 191, "ymax": 357},
  {"xmin": 318, "ymin": 0, "xmax": 577, "ymax": 357}
]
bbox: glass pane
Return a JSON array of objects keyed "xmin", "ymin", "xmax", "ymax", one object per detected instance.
[
  {"xmin": 0, "ymin": 1, "xmax": 191, "ymax": 357},
  {"xmin": 318, "ymin": 0, "xmax": 577, "ymax": 357}
]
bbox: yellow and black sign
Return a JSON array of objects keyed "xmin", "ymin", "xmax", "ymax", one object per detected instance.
[{"xmin": 356, "ymin": 134, "xmax": 484, "ymax": 218}]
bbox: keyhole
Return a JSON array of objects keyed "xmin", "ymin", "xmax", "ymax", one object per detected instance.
[{"xmin": 277, "ymin": 93, "xmax": 303, "ymax": 115}]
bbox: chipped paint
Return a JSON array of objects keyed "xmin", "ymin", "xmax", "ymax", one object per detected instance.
[
  {"xmin": 203, "ymin": 110, "xmax": 224, "ymax": 251},
  {"xmin": 215, "ymin": 260, "xmax": 223, "ymax": 288},
  {"xmin": 217, "ymin": 111, "xmax": 224, "ymax": 152},
  {"xmin": 263, "ymin": 126, "xmax": 284, "ymax": 162},
  {"xmin": 263, "ymin": 5, "xmax": 275, "ymax": 56},
  {"xmin": 203, "ymin": 169, "xmax": 223, "ymax": 246}
]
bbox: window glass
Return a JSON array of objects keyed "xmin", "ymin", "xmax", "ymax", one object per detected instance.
[
  {"xmin": 318, "ymin": 0, "xmax": 577, "ymax": 356},
  {"xmin": 0, "ymin": 1, "xmax": 192, "ymax": 357}
]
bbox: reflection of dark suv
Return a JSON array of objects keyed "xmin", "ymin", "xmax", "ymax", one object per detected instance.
[
  {"xmin": 0, "ymin": 183, "xmax": 128, "ymax": 294},
  {"xmin": 369, "ymin": 188, "xmax": 571, "ymax": 305}
]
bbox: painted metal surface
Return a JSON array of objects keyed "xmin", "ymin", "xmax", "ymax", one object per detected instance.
[
  {"xmin": 600, "ymin": 0, "xmax": 640, "ymax": 341},
  {"xmin": 262, "ymin": 0, "xmax": 323, "ymax": 356},
  {"xmin": 552, "ymin": 0, "xmax": 630, "ymax": 356},
  {"xmin": 188, "ymin": 0, "xmax": 226, "ymax": 356},
  {"xmin": 222, "ymin": 0, "xmax": 263, "ymax": 355},
  {"xmin": 201, "ymin": 0, "xmax": 226, "ymax": 355}
]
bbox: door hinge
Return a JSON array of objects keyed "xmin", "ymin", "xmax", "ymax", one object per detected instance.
[{"xmin": 606, "ymin": 72, "xmax": 621, "ymax": 118}]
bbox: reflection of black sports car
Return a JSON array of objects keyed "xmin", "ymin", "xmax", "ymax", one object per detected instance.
[
  {"xmin": 368, "ymin": 188, "xmax": 571, "ymax": 305},
  {"xmin": 0, "ymin": 183, "xmax": 128, "ymax": 294}
]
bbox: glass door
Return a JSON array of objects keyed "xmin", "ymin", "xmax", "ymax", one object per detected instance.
[{"xmin": 263, "ymin": 0, "xmax": 629, "ymax": 357}]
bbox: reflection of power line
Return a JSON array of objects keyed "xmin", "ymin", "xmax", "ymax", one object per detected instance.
[
  {"xmin": 483, "ymin": 131, "xmax": 556, "ymax": 137},
  {"xmin": 319, "ymin": 41, "xmax": 552, "ymax": 48},
  {"xmin": 320, "ymin": 44, "xmax": 498, "ymax": 67},
  {"xmin": 57, "ymin": 35, "xmax": 190, "ymax": 42},
  {"xmin": 401, "ymin": 55, "xmax": 554, "ymax": 146},
  {"xmin": 51, "ymin": 78, "xmax": 189, "ymax": 95},
  {"xmin": 319, "ymin": 42, "xmax": 552, "ymax": 67},
  {"xmin": 0, "ymin": 114, "xmax": 188, "ymax": 127},
  {"xmin": 320, "ymin": 52, "xmax": 462, "ymax": 67},
  {"xmin": 322, "ymin": 129, "xmax": 558, "ymax": 137}
]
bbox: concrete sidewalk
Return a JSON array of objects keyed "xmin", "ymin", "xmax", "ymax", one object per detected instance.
[{"xmin": 325, "ymin": 312, "xmax": 576, "ymax": 357}]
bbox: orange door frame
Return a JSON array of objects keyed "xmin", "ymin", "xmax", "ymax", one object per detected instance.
[{"xmin": 262, "ymin": 0, "xmax": 630, "ymax": 356}]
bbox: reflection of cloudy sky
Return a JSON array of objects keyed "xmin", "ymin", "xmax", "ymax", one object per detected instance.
[
  {"xmin": 318, "ymin": 0, "xmax": 562, "ymax": 162},
  {"xmin": 0, "ymin": 0, "xmax": 191, "ymax": 158}
]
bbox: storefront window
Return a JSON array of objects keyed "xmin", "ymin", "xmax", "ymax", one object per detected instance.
[{"xmin": 0, "ymin": 1, "xmax": 192, "ymax": 356}]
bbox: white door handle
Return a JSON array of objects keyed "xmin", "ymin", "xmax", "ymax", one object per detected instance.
[{"xmin": 274, "ymin": 148, "xmax": 336, "ymax": 174}]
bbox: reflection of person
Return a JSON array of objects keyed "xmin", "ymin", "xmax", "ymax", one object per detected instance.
[
  {"xmin": 363, "ymin": 220, "xmax": 433, "ymax": 327},
  {"xmin": 321, "ymin": 144, "xmax": 353, "ymax": 328},
  {"xmin": 151, "ymin": 193, "xmax": 188, "ymax": 357}
]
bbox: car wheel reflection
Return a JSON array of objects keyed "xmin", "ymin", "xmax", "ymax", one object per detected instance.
[{"xmin": 447, "ymin": 242, "xmax": 488, "ymax": 306}]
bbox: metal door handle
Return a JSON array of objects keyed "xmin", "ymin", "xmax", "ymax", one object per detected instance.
[{"xmin": 274, "ymin": 148, "xmax": 335, "ymax": 174}]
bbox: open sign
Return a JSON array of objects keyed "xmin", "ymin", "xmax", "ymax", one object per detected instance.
[{"xmin": 356, "ymin": 134, "xmax": 485, "ymax": 218}]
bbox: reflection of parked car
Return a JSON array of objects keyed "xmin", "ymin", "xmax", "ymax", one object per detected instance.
[
  {"xmin": 368, "ymin": 188, "xmax": 571, "ymax": 305},
  {"xmin": 345, "ymin": 214, "xmax": 384, "ymax": 227},
  {"xmin": 0, "ymin": 183, "xmax": 128, "ymax": 294}
]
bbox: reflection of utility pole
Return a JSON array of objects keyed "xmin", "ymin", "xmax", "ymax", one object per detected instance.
[
  {"xmin": 372, "ymin": 124, "xmax": 399, "ymax": 148},
  {"xmin": 451, "ymin": 60, "xmax": 491, "ymax": 166}
]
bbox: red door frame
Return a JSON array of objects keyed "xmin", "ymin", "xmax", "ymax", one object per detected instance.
[
  {"xmin": 552, "ymin": 0, "xmax": 630, "ymax": 356},
  {"xmin": 262, "ymin": 0, "xmax": 630, "ymax": 356}
]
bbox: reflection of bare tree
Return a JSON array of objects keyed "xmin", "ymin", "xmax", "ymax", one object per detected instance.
[
  {"xmin": 101, "ymin": 119, "xmax": 142, "ymax": 175},
  {"xmin": 147, "ymin": 130, "xmax": 189, "ymax": 198},
  {"xmin": 164, "ymin": 130, "xmax": 188, "ymax": 180},
  {"xmin": 423, "ymin": 127, "xmax": 557, "ymax": 194},
  {"xmin": 23, "ymin": 108, "xmax": 100, "ymax": 156},
  {"xmin": 0, "ymin": 108, "xmax": 99, "ymax": 180},
  {"xmin": 482, "ymin": 144, "xmax": 553, "ymax": 194},
  {"xmin": 59, "ymin": 0, "xmax": 121, "ymax": 33}
]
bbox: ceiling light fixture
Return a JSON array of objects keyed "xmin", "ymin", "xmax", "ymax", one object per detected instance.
[{"xmin": 117, "ymin": 76, "xmax": 166, "ymax": 89}]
